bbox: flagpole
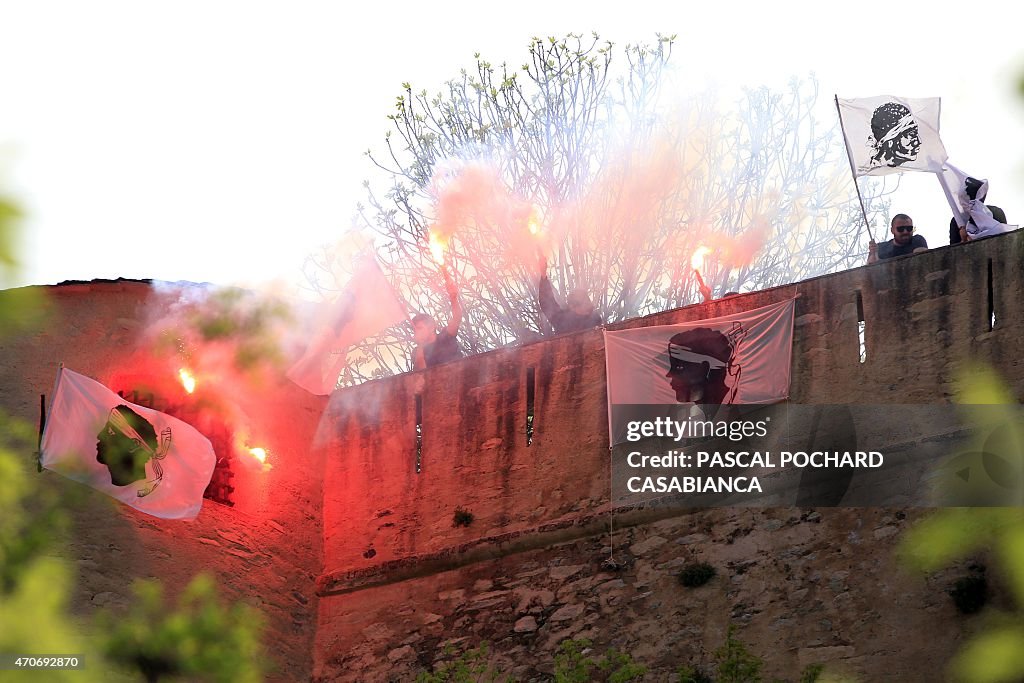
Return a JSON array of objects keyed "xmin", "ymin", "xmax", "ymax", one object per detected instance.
[
  {"xmin": 601, "ymin": 328, "xmax": 618, "ymax": 569},
  {"xmin": 36, "ymin": 394, "xmax": 45, "ymax": 472},
  {"xmin": 37, "ymin": 363, "xmax": 64, "ymax": 472},
  {"xmin": 834, "ymin": 95, "xmax": 874, "ymax": 243}
]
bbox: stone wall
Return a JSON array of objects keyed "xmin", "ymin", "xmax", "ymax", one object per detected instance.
[
  {"xmin": 319, "ymin": 231, "xmax": 1024, "ymax": 580},
  {"xmin": 2, "ymin": 230, "xmax": 1022, "ymax": 682},
  {"xmin": 315, "ymin": 231, "xmax": 1024, "ymax": 681},
  {"xmin": 314, "ymin": 507, "xmax": 978, "ymax": 682},
  {"xmin": 0, "ymin": 280, "xmax": 328, "ymax": 682}
]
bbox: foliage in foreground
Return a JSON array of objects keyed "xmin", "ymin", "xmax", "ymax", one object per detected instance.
[
  {"xmin": 0, "ymin": 412, "xmax": 101, "ymax": 683},
  {"xmin": 99, "ymin": 574, "xmax": 266, "ymax": 683},
  {"xmin": 899, "ymin": 365, "xmax": 1024, "ymax": 683},
  {"xmin": 1, "ymin": 402, "xmax": 269, "ymax": 683},
  {"xmin": 0, "ymin": 189, "xmax": 269, "ymax": 682}
]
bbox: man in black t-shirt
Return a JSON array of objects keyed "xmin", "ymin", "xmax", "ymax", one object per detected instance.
[
  {"xmin": 411, "ymin": 268, "xmax": 463, "ymax": 370},
  {"xmin": 867, "ymin": 214, "xmax": 928, "ymax": 263}
]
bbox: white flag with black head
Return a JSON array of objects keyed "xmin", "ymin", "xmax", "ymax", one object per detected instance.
[
  {"xmin": 603, "ymin": 299, "xmax": 796, "ymax": 447},
  {"xmin": 40, "ymin": 367, "xmax": 216, "ymax": 520},
  {"xmin": 837, "ymin": 95, "xmax": 947, "ymax": 176}
]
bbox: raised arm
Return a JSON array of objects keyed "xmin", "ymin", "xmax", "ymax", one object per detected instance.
[
  {"xmin": 537, "ymin": 255, "xmax": 563, "ymax": 322},
  {"xmin": 443, "ymin": 267, "xmax": 462, "ymax": 337}
]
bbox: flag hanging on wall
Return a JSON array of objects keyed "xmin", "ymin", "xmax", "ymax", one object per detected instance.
[
  {"xmin": 40, "ymin": 367, "xmax": 216, "ymax": 520},
  {"xmin": 287, "ymin": 253, "xmax": 407, "ymax": 395},
  {"xmin": 603, "ymin": 298, "xmax": 796, "ymax": 446},
  {"xmin": 836, "ymin": 95, "xmax": 947, "ymax": 176}
]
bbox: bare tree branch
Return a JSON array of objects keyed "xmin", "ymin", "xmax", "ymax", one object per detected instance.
[{"xmin": 310, "ymin": 34, "xmax": 891, "ymax": 386}]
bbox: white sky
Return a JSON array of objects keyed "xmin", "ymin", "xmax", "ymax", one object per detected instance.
[{"xmin": 2, "ymin": 1, "xmax": 1023, "ymax": 292}]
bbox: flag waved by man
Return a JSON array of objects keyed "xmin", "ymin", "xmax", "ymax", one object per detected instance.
[
  {"xmin": 603, "ymin": 298, "xmax": 796, "ymax": 446},
  {"xmin": 836, "ymin": 95, "xmax": 947, "ymax": 176},
  {"xmin": 938, "ymin": 162, "xmax": 1011, "ymax": 241},
  {"xmin": 287, "ymin": 253, "xmax": 407, "ymax": 395},
  {"xmin": 40, "ymin": 367, "xmax": 216, "ymax": 520}
]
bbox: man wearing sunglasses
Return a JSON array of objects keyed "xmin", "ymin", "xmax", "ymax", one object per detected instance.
[{"xmin": 867, "ymin": 214, "xmax": 928, "ymax": 263}]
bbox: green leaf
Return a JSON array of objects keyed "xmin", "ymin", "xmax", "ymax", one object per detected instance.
[
  {"xmin": 997, "ymin": 524, "xmax": 1024, "ymax": 606},
  {"xmin": 951, "ymin": 625, "xmax": 1024, "ymax": 683},
  {"xmin": 957, "ymin": 364, "xmax": 1016, "ymax": 405},
  {"xmin": 899, "ymin": 509, "xmax": 997, "ymax": 572}
]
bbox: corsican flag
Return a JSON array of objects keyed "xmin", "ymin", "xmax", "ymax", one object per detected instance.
[
  {"xmin": 836, "ymin": 95, "xmax": 947, "ymax": 176},
  {"xmin": 40, "ymin": 367, "xmax": 216, "ymax": 520},
  {"xmin": 937, "ymin": 162, "xmax": 1011, "ymax": 240},
  {"xmin": 287, "ymin": 253, "xmax": 407, "ymax": 395},
  {"xmin": 603, "ymin": 298, "xmax": 796, "ymax": 446}
]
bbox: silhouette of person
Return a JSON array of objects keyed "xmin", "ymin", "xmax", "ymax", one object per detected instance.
[
  {"xmin": 665, "ymin": 327, "xmax": 739, "ymax": 405},
  {"xmin": 537, "ymin": 254, "xmax": 601, "ymax": 334},
  {"xmin": 95, "ymin": 405, "xmax": 170, "ymax": 494},
  {"xmin": 412, "ymin": 267, "xmax": 463, "ymax": 370}
]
